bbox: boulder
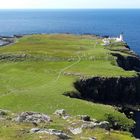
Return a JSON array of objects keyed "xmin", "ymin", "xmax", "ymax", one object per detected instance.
[
  {"xmin": 13, "ymin": 112, "xmax": 51, "ymax": 123},
  {"xmin": 81, "ymin": 115, "xmax": 91, "ymax": 121},
  {"xmin": 0, "ymin": 109, "xmax": 9, "ymax": 116},
  {"xmin": 80, "ymin": 137, "xmax": 97, "ymax": 140},
  {"xmin": 82, "ymin": 121, "xmax": 110, "ymax": 130},
  {"xmin": 54, "ymin": 109, "xmax": 70, "ymax": 119},
  {"xmin": 89, "ymin": 137, "xmax": 97, "ymax": 140},
  {"xmin": 54, "ymin": 109, "xmax": 66, "ymax": 116},
  {"xmin": 30, "ymin": 128, "xmax": 40, "ymax": 133},
  {"xmin": 69, "ymin": 127, "xmax": 82, "ymax": 135},
  {"xmin": 62, "ymin": 115, "xmax": 70, "ymax": 120},
  {"xmin": 82, "ymin": 122, "xmax": 98, "ymax": 129},
  {"xmin": 98, "ymin": 121, "xmax": 110, "ymax": 129},
  {"xmin": 30, "ymin": 128, "xmax": 70, "ymax": 139}
]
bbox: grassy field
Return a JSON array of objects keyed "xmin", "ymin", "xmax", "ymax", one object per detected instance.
[{"xmin": 0, "ymin": 34, "xmax": 137, "ymax": 139}]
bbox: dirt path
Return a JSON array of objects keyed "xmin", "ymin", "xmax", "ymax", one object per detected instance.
[{"xmin": 55, "ymin": 56, "xmax": 81, "ymax": 82}]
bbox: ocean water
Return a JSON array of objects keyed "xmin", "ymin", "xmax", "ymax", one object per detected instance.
[{"xmin": 0, "ymin": 9, "xmax": 140, "ymax": 54}]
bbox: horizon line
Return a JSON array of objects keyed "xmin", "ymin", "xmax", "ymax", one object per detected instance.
[{"xmin": 0, "ymin": 8, "xmax": 140, "ymax": 10}]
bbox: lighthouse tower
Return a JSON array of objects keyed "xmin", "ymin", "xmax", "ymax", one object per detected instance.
[
  {"xmin": 116, "ymin": 33, "xmax": 124, "ymax": 42},
  {"xmin": 120, "ymin": 33, "xmax": 124, "ymax": 42}
]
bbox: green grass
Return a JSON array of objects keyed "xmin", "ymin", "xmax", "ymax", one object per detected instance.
[
  {"xmin": 0, "ymin": 61, "xmax": 132, "ymax": 121},
  {"xmin": 0, "ymin": 117, "xmax": 135, "ymax": 140},
  {"xmin": 0, "ymin": 34, "xmax": 137, "ymax": 139}
]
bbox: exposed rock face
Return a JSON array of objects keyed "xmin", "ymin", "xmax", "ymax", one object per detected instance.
[
  {"xmin": 0, "ymin": 37, "xmax": 15, "ymax": 46},
  {"xmin": 0, "ymin": 109, "xmax": 9, "ymax": 116},
  {"xmin": 89, "ymin": 138, "xmax": 97, "ymax": 140},
  {"xmin": 74, "ymin": 76, "xmax": 140, "ymax": 104},
  {"xmin": 0, "ymin": 54, "xmax": 27, "ymax": 61},
  {"xmin": 112, "ymin": 53, "xmax": 140, "ymax": 72},
  {"xmin": 30, "ymin": 128, "xmax": 70, "ymax": 139},
  {"xmin": 54, "ymin": 109, "xmax": 70, "ymax": 119},
  {"xmin": 81, "ymin": 121, "xmax": 110, "ymax": 130},
  {"xmin": 54, "ymin": 109, "xmax": 66, "ymax": 116},
  {"xmin": 80, "ymin": 137, "xmax": 97, "ymax": 140},
  {"xmin": 13, "ymin": 112, "xmax": 51, "ymax": 123},
  {"xmin": 80, "ymin": 115, "xmax": 91, "ymax": 121},
  {"xmin": 69, "ymin": 127, "xmax": 82, "ymax": 135},
  {"xmin": 99, "ymin": 121, "xmax": 110, "ymax": 130},
  {"xmin": 64, "ymin": 49, "xmax": 140, "ymax": 105},
  {"xmin": 30, "ymin": 128, "xmax": 40, "ymax": 133}
]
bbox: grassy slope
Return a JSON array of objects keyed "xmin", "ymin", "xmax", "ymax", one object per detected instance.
[
  {"xmin": 0, "ymin": 117, "xmax": 135, "ymax": 140},
  {"xmin": 0, "ymin": 34, "xmax": 137, "ymax": 139}
]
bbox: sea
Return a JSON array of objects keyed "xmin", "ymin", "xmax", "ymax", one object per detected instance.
[
  {"xmin": 0, "ymin": 9, "xmax": 140, "ymax": 137},
  {"xmin": 0, "ymin": 9, "xmax": 140, "ymax": 54}
]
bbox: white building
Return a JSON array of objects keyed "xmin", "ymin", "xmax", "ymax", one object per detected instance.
[
  {"xmin": 102, "ymin": 38, "xmax": 111, "ymax": 46},
  {"xmin": 116, "ymin": 34, "xmax": 124, "ymax": 42}
]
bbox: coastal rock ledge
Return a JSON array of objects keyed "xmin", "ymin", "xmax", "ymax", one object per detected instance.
[{"xmin": 71, "ymin": 76, "xmax": 140, "ymax": 105}]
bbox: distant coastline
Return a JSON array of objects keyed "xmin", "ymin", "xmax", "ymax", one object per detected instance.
[{"xmin": 0, "ymin": 35, "xmax": 23, "ymax": 47}]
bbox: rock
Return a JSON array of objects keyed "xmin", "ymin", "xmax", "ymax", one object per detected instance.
[
  {"xmin": 81, "ymin": 115, "xmax": 91, "ymax": 121},
  {"xmin": 82, "ymin": 121, "xmax": 110, "ymax": 130},
  {"xmin": 13, "ymin": 112, "xmax": 51, "ymax": 123},
  {"xmin": 47, "ymin": 129, "xmax": 70, "ymax": 139},
  {"xmin": 98, "ymin": 121, "xmax": 110, "ymax": 129},
  {"xmin": 89, "ymin": 137, "xmax": 97, "ymax": 140},
  {"xmin": 74, "ymin": 76, "xmax": 140, "ymax": 105},
  {"xmin": 69, "ymin": 127, "xmax": 82, "ymax": 135},
  {"xmin": 62, "ymin": 115, "xmax": 70, "ymax": 120},
  {"xmin": 30, "ymin": 128, "xmax": 70, "ymax": 139},
  {"xmin": 30, "ymin": 128, "xmax": 40, "ymax": 133},
  {"xmin": 130, "ymin": 111, "xmax": 134, "ymax": 115},
  {"xmin": 0, "ymin": 109, "xmax": 9, "ymax": 116},
  {"xmin": 92, "ymin": 119, "xmax": 98, "ymax": 123},
  {"xmin": 80, "ymin": 137, "xmax": 97, "ymax": 140},
  {"xmin": 54, "ymin": 109, "xmax": 66, "ymax": 116},
  {"xmin": 54, "ymin": 109, "xmax": 70, "ymax": 119},
  {"xmin": 82, "ymin": 122, "xmax": 98, "ymax": 129}
]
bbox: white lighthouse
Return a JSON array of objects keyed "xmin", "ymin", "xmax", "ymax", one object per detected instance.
[
  {"xmin": 116, "ymin": 33, "xmax": 124, "ymax": 42},
  {"xmin": 120, "ymin": 33, "xmax": 124, "ymax": 42}
]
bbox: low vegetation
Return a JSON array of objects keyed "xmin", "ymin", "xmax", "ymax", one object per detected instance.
[{"xmin": 0, "ymin": 34, "xmax": 138, "ymax": 139}]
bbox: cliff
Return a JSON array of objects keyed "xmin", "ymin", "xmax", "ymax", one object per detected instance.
[
  {"xmin": 66, "ymin": 44, "xmax": 140, "ymax": 106},
  {"xmin": 113, "ymin": 53, "xmax": 140, "ymax": 72},
  {"xmin": 73, "ymin": 76, "xmax": 140, "ymax": 105}
]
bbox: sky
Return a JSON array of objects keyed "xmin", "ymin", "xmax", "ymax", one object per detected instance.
[{"xmin": 0, "ymin": 0, "xmax": 140, "ymax": 9}]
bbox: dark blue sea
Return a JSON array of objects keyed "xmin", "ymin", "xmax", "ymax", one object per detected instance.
[{"xmin": 0, "ymin": 9, "xmax": 140, "ymax": 54}]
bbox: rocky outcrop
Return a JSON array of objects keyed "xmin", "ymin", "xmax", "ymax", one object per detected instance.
[
  {"xmin": 54, "ymin": 109, "xmax": 67, "ymax": 116},
  {"xmin": 69, "ymin": 127, "xmax": 82, "ymax": 135},
  {"xmin": 88, "ymin": 138, "xmax": 97, "ymax": 140},
  {"xmin": 13, "ymin": 112, "xmax": 51, "ymax": 123},
  {"xmin": 0, "ymin": 109, "xmax": 9, "ymax": 116},
  {"xmin": 54, "ymin": 109, "xmax": 70, "ymax": 119},
  {"xmin": 112, "ymin": 53, "xmax": 140, "ymax": 72},
  {"xmin": 80, "ymin": 115, "xmax": 91, "ymax": 121},
  {"xmin": 30, "ymin": 128, "xmax": 70, "ymax": 139},
  {"xmin": 73, "ymin": 76, "xmax": 140, "ymax": 105},
  {"xmin": 0, "ymin": 54, "xmax": 27, "ymax": 61},
  {"xmin": 81, "ymin": 121, "xmax": 110, "ymax": 130},
  {"xmin": 0, "ymin": 36, "xmax": 15, "ymax": 46}
]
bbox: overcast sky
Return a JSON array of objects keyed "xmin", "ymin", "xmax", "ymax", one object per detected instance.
[{"xmin": 0, "ymin": 0, "xmax": 140, "ymax": 9}]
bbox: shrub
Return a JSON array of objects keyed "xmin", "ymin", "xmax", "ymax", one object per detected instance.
[{"xmin": 105, "ymin": 113, "xmax": 135, "ymax": 131}]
